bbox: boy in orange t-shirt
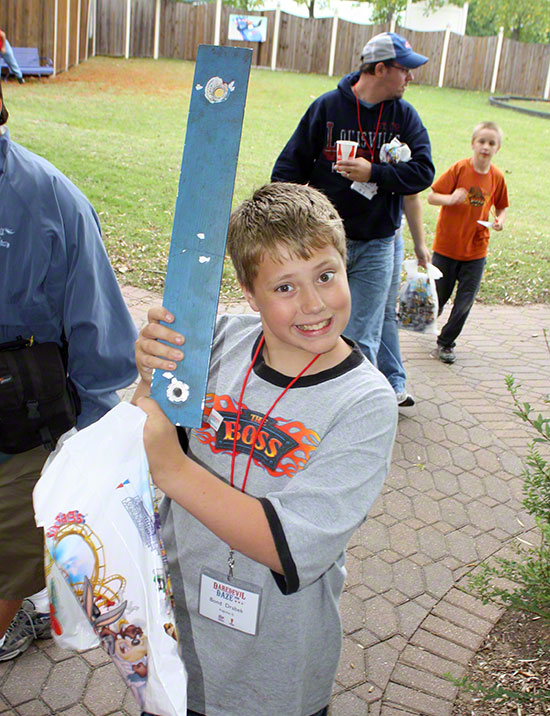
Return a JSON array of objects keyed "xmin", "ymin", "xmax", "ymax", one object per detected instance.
[{"xmin": 428, "ymin": 121, "xmax": 508, "ymax": 363}]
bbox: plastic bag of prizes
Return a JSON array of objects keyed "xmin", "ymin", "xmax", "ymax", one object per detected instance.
[
  {"xmin": 379, "ymin": 137, "xmax": 411, "ymax": 165},
  {"xmin": 33, "ymin": 402, "xmax": 187, "ymax": 716},
  {"xmin": 397, "ymin": 259, "xmax": 443, "ymax": 335}
]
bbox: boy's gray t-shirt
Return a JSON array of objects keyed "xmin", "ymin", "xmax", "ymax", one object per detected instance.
[{"xmin": 161, "ymin": 314, "xmax": 397, "ymax": 716}]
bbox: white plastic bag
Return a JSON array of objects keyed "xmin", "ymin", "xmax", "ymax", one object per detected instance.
[
  {"xmin": 397, "ymin": 259, "xmax": 443, "ymax": 335},
  {"xmin": 46, "ymin": 561, "xmax": 100, "ymax": 650},
  {"xmin": 33, "ymin": 402, "xmax": 187, "ymax": 716},
  {"xmin": 379, "ymin": 137, "xmax": 411, "ymax": 164}
]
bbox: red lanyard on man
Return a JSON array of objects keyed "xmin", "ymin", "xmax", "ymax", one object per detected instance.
[{"xmin": 353, "ymin": 85, "xmax": 384, "ymax": 163}]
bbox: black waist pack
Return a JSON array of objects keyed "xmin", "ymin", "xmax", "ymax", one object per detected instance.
[{"xmin": 0, "ymin": 336, "xmax": 81, "ymax": 454}]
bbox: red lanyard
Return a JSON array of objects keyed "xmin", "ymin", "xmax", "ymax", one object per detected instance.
[
  {"xmin": 353, "ymin": 86, "xmax": 384, "ymax": 163},
  {"xmin": 229, "ymin": 335, "xmax": 321, "ymax": 494}
]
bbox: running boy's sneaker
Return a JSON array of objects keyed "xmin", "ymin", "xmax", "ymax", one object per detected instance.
[
  {"xmin": 435, "ymin": 345, "xmax": 456, "ymax": 364},
  {"xmin": 0, "ymin": 600, "xmax": 51, "ymax": 661},
  {"xmin": 396, "ymin": 392, "xmax": 415, "ymax": 408}
]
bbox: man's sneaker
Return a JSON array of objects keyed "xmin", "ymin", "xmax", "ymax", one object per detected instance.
[
  {"xmin": 21, "ymin": 599, "xmax": 51, "ymax": 639},
  {"xmin": 0, "ymin": 610, "xmax": 35, "ymax": 661},
  {"xmin": 435, "ymin": 345, "xmax": 456, "ymax": 364},
  {"xmin": 396, "ymin": 392, "xmax": 415, "ymax": 408},
  {"xmin": 0, "ymin": 600, "xmax": 51, "ymax": 662}
]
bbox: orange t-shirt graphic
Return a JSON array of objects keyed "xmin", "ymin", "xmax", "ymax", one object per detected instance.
[{"xmin": 432, "ymin": 158, "xmax": 509, "ymax": 261}]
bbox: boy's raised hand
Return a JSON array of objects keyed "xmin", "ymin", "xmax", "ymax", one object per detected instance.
[
  {"xmin": 135, "ymin": 306, "xmax": 185, "ymax": 384},
  {"xmin": 448, "ymin": 187, "xmax": 468, "ymax": 205}
]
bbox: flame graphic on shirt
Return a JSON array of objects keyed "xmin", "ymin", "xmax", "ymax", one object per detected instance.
[
  {"xmin": 194, "ymin": 393, "xmax": 320, "ymax": 477},
  {"xmin": 468, "ymin": 186, "xmax": 486, "ymax": 207}
]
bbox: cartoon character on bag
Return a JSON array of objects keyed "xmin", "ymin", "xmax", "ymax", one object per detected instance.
[
  {"xmin": 101, "ymin": 622, "xmax": 148, "ymax": 707},
  {"xmin": 82, "ymin": 577, "xmax": 149, "ymax": 708}
]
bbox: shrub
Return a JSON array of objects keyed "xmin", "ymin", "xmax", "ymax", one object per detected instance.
[{"xmin": 468, "ymin": 366, "xmax": 550, "ymax": 619}]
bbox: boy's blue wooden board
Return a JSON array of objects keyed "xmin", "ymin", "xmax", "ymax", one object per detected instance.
[{"xmin": 150, "ymin": 44, "xmax": 252, "ymax": 428}]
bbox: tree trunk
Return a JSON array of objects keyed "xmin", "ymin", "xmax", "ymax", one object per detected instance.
[{"xmin": 308, "ymin": 0, "xmax": 315, "ymax": 18}]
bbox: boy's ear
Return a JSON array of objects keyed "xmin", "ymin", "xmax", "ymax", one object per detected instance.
[{"xmin": 240, "ymin": 284, "xmax": 259, "ymax": 313}]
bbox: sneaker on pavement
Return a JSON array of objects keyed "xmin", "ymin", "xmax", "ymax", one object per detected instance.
[
  {"xmin": 21, "ymin": 599, "xmax": 51, "ymax": 639},
  {"xmin": 0, "ymin": 600, "xmax": 51, "ymax": 662},
  {"xmin": 0, "ymin": 611, "xmax": 35, "ymax": 661},
  {"xmin": 395, "ymin": 392, "xmax": 415, "ymax": 408},
  {"xmin": 435, "ymin": 345, "xmax": 456, "ymax": 364}
]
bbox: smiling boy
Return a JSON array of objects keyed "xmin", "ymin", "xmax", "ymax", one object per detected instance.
[
  {"xmin": 428, "ymin": 121, "xmax": 509, "ymax": 364},
  {"xmin": 133, "ymin": 183, "xmax": 397, "ymax": 716}
]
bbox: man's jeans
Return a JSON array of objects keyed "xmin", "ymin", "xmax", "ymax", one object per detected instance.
[
  {"xmin": 0, "ymin": 40, "xmax": 23, "ymax": 80},
  {"xmin": 377, "ymin": 230, "xmax": 406, "ymax": 393},
  {"xmin": 345, "ymin": 234, "xmax": 396, "ymax": 366}
]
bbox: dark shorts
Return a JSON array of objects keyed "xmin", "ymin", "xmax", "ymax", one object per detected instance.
[{"xmin": 0, "ymin": 447, "xmax": 49, "ymax": 599}]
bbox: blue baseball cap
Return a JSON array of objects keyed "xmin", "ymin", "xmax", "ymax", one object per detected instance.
[{"xmin": 360, "ymin": 32, "xmax": 428, "ymax": 69}]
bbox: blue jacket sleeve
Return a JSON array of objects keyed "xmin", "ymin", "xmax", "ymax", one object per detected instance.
[{"xmin": 55, "ymin": 177, "xmax": 138, "ymax": 428}]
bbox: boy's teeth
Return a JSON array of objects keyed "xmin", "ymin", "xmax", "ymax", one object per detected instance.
[{"xmin": 298, "ymin": 319, "xmax": 329, "ymax": 331}]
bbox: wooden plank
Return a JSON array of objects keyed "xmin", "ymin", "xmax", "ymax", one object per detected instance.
[
  {"xmin": 150, "ymin": 45, "xmax": 252, "ymax": 428},
  {"xmin": 130, "ymin": 0, "xmax": 154, "ymax": 57},
  {"xmin": 69, "ymin": 0, "xmax": 78, "ymax": 67}
]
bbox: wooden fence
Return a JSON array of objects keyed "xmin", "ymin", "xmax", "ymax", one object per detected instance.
[
  {"xmin": 94, "ymin": 0, "xmax": 550, "ymax": 97},
  {"xmin": 2, "ymin": 0, "xmax": 550, "ymax": 96},
  {"xmin": 0, "ymin": 0, "xmax": 93, "ymax": 75}
]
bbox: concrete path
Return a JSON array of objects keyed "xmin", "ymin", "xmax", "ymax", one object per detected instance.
[{"xmin": 1, "ymin": 286, "xmax": 548, "ymax": 716}]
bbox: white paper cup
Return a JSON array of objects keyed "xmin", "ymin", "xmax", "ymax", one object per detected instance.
[{"xmin": 336, "ymin": 140, "xmax": 359, "ymax": 162}]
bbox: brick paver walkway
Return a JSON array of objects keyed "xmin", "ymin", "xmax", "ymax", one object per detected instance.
[{"xmin": 1, "ymin": 287, "xmax": 548, "ymax": 716}]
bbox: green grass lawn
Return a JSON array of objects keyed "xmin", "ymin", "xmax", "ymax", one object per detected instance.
[{"xmin": 4, "ymin": 56, "xmax": 550, "ymax": 304}]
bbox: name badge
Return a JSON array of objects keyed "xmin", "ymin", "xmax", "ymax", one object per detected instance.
[
  {"xmin": 199, "ymin": 569, "xmax": 261, "ymax": 636},
  {"xmin": 351, "ymin": 180, "xmax": 378, "ymax": 200},
  {"xmin": 208, "ymin": 408, "xmax": 224, "ymax": 431}
]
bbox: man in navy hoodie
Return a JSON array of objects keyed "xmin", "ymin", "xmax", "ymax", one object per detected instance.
[{"xmin": 272, "ymin": 33, "xmax": 434, "ymax": 404}]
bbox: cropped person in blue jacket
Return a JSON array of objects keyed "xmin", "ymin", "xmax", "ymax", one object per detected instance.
[
  {"xmin": 0, "ymin": 82, "xmax": 138, "ymax": 661},
  {"xmin": 272, "ymin": 32, "xmax": 435, "ymax": 406},
  {"xmin": 0, "ymin": 30, "xmax": 24, "ymax": 84}
]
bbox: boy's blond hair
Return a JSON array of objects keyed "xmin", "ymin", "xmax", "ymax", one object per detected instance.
[
  {"xmin": 227, "ymin": 183, "xmax": 347, "ymax": 292},
  {"xmin": 472, "ymin": 121, "xmax": 503, "ymax": 146}
]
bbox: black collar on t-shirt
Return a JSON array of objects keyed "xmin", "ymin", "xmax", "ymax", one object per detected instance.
[{"xmin": 251, "ymin": 333, "xmax": 364, "ymax": 388}]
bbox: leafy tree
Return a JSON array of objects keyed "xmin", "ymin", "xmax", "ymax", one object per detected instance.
[
  {"xmin": 178, "ymin": 0, "xmax": 264, "ymax": 12},
  {"xmin": 466, "ymin": 0, "xmax": 550, "ymax": 42},
  {"xmin": 366, "ymin": 0, "xmax": 467, "ymax": 26},
  {"xmin": 291, "ymin": 0, "xmax": 331, "ymax": 19},
  {"xmin": 360, "ymin": 0, "xmax": 548, "ymax": 43},
  {"xmin": 367, "ymin": 0, "xmax": 408, "ymax": 24},
  {"xmin": 235, "ymin": 0, "xmax": 264, "ymax": 11}
]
